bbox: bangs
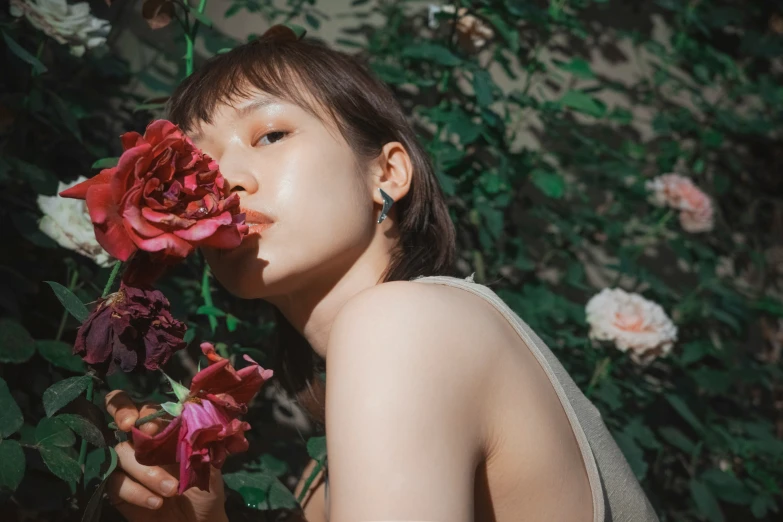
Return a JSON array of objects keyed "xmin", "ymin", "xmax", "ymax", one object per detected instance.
[{"xmin": 165, "ymin": 39, "xmax": 341, "ymax": 138}]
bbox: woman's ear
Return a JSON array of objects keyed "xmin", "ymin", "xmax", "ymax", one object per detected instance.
[{"xmin": 372, "ymin": 141, "xmax": 412, "ymax": 205}]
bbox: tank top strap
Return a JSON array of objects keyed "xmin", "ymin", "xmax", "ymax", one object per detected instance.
[{"xmin": 409, "ymin": 273, "xmax": 607, "ymax": 522}]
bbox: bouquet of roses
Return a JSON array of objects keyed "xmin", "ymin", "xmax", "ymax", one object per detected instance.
[{"xmin": 55, "ymin": 118, "xmax": 272, "ymax": 496}]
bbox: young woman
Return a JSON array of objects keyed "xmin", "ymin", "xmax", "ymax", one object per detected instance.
[{"xmin": 103, "ymin": 26, "xmax": 658, "ymax": 522}]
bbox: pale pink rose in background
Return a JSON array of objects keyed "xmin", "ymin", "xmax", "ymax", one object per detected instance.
[
  {"xmin": 428, "ymin": 4, "xmax": 495, "ymax": 49},
  {"xmin": 586, "ymin": 288, "xmax": 678, "ymax": 365},
  {"xmin": 646, "ymin": 174, "xmax": 714, "ymax": 233}
]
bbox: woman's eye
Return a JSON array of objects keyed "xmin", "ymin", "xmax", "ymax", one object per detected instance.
[{"xmin": 255, "ymin": 131, "xmax": 287, "ymax": 146}]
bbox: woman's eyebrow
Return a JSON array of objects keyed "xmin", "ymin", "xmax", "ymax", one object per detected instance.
[
  {"xmin": 188, "ymin": 97, "xmax": 281, "ymax": 142},
  {"xmin": 235, "ymin": 96, "xmax": 280, "ymax": 119}
]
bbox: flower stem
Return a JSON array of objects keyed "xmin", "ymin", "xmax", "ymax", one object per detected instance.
[
  {"xmin": 102, "ymin": 261, "xmax": 123, "ymax": 298},
  {"xmin": 183, "ymin": 0, "xmax": 208, "ymax": 78},
  {"xmin": 185, "ymin": 32, "xmax": 194, "ymax": 77},
  {"xmin": 77, "ymin": 375, "xmax": 95, "ymax": 472},
  {"xmin": 201, "ymin": 263, "xmax": 218, "ymax": 334},
  {"xmin": 296, "ymin": 460, "xmax": 324, "ymax": 505},
  {"xmin": 108, "ymin": 409, "xmax": 169, "ymax": 430},
  {"xmin": 55, "ymin": 269, "xmax": 80, "ymax": 341}
]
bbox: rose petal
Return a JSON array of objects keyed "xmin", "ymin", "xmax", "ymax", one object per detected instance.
[
  {"xmin": 132, "ymin": 416, "xmax": 182, "ymax": 466},
  {"xmin": 188, "ymin": 358, "xmax": 241, "ymax": 395},
  {"xmin": 59, "ymin": 169, "xmax": 114, "ymax": 200}
]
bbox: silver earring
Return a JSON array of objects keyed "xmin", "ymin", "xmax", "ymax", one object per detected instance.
[{"xmin": 377, "ymin": 188, "xmax": 394, "ymax": 224}]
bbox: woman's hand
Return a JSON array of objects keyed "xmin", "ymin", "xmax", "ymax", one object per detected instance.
[{"xmin": 104, "ymin": 390, "xmax": 228, "ymax": 522}]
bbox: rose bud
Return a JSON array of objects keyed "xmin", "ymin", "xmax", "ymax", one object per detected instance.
[
  {"xmin": 132, "ymin": 342, "xmax": 273, "ymax": 494},
  {"xmin": 74, "ymin": 281, "xmax": 187, "ymax": 373},
  {"xmin": 59, "ymin": 119, "xmax": 249, "ymax": 262}
]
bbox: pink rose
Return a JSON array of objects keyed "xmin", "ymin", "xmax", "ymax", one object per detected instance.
[
  {"xmin": 59, "ymin": 119, "xmax": 248, "ymax": 262},
  {"xmin": 132, "ymin": 343, "xmax": 273, "ymax": 494},
  {"xmin": 586, "ymin": 288, "xmax": 678, "ymax": 365},
  {"xmin": 646, "ymin": 174, "xmax": 714, "ymax": 233}
]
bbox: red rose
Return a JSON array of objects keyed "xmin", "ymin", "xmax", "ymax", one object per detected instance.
[
  {"xmin": 59, "ymin": 119, "xmax": 248, "ymax": 262},
  {"xmin": 74, "ymin": 281, "xmax": 187, "ymax": 373},
  {"xmin": 132, "ymin": 343, "xmax": 274, "ymax": 494}
]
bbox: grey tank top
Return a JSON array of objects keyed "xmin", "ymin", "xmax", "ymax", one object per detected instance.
[{"xmin": 323, "ymin": 273, "xmax": 659, "ymax": 522}]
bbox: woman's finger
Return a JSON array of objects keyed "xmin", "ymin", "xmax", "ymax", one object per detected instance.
[
  {"xmin": 106, "ymin": 469, "xmax": 163, "ymax": 510},
  {"xmin": 114, "ymin": 441, "xmax": 179, "ymax": 498},
  {"xmin": 105, "ymin": 390, "xmax": 139, "ymax": 432},
  {"xmin": 137, "ymin": 402, "xmax": 167, "ymax": 436}
]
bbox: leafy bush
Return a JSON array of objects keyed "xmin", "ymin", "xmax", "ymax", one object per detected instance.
[{"xmin": 1, "ymin": 1, "xmax": 781, "ymax": 521}]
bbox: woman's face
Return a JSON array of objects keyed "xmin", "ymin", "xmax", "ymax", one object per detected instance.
[{"xmin": 191, "ymin": 88, "xmax": 380, "ymax": 300}]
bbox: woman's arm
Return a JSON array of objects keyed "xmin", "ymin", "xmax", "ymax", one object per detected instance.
[{"xmin": 324, "ymin": 282, "xmax": 486, "ymax": 522}]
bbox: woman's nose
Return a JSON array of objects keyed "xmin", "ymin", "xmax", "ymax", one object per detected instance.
[{"xmin": 218, "ymin": 159, "xmax": 258, "ymax": 196}]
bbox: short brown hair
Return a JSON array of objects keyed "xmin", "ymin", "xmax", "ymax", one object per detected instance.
[{"xmin": 166, "ymin": 29, "xmax": 456, "ymax": 423}]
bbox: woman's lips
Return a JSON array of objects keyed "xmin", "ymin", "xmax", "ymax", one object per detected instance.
[{"xmin": 239, "ymin": 207, "xmax": 275, "ymax": 237}]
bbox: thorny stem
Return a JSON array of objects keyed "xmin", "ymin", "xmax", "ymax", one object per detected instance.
[
  {"xmin": 101, "ymin": 261, "xmax": 123, "ymax": 298},
  {"xmin": 108, "ymin": 409, "xmax": 170, "ymax": 431}
]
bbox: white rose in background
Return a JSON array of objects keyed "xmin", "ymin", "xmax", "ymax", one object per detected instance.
[
  {"xmin": 645, "ymin": 173, "xmax": 714, "ymax": 233},
  {"xmin": 428, "ymin": 4, "xmax": 494, "ymax": 49},
  {"xmin": 586, "ymin": 288, "xmax": 678, "ymax": 365},
  {"xmin": 9, "ymin": 0, "xmax": 110, "ymax": 57},
  {"xmin": 37, "ymin": 176, "xmax": 114, "ymax": 267}
]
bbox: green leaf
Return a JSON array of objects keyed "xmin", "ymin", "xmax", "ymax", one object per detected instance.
[
  {"xmin": 103, "ymin": 446, "xmax": 118, "ymax": 480},
  {"xmin": 36, "ymin": 417, "xmax": 76, "ymax": 447},
  {"xmin": 161, "ymin": 401, "xmax": 183, "ymax": 417},
  {"xmin": 304, "ymin": 13, "xmax": 320, "ymax": 29},
  {"xmin": 39, "ymin": 444, "xmax": 81, "ymax": 484},
  {"xmin": 48, "ymin": 91, "xmax": 83, "ymax": 142},
  {"xmin": 196, "ymin": 305, "xmax": 226, "ymax": 317},
  {"xmin": 223, "ymin": 471, "xmax": 298, "ymax": 510},
  {"xmin": 259, "ymin": 454, "xmax": 288, "ymax": 477},
  {"xmin": 665, "ymin": 394, "xmax": 705, "ymax": 433},
  {"xmin": 530, "ymin": 169, "xmax": 566, "ymax": 199},
  {"xmin": 1, "ymin": 30, "xmax": 47, "ymax": 75},
  {"xmin": 472, "ymin": 69, "xmax": 494, "ymax": 106},
  {"xmin": 690, "ymin": 479, "xmax": 725, "ymax": 522},
  {"xmin": 559, "ymin": 90, "xmax": 606, "ymax": 118},
  {"xmin": 57, "ymin": 414, "xmax": 105, "ymax": 448},
  {"xmin": 658, "ymin": 426, "xmax": 695, "ymax": 453},
  {"xmin": 43, "ymin": 375, "xmax": 92, "ymax": 417},
  {"xmin": 0, "ymin": 378, "xmax": 24, "ymax": 438},
  {"xmin": 186, "ymin": 5, "xmax": 213, "ymax": 27},
  {"xmin": 306, "ymin": 435, "xmax": 327, "ymax": 462},
  {"xmin": 401, "ymin": 43, "xmax": 461, "ymax": 66},
  {"xmin": 37, "ymin": 340, "xmax": 86, "ymax": 372},
  {"xmin": 0, "ymin": 318, "xmax": 36, "ymax": 364},
  {"xmin": 370, "ymin": 62, "xmax": 407, "ymax": 84},
  {"xmin": 44, "ymin": 281, "xmax": 90, "ymax": 323},
  {"xmin": 162, "ymin": 372, "xmax": 190, "ymax": 402},
  {"xmin": 556, "ymin": 58, "xmax": 595, "ymax": 79},
  {"xmin": 91, "ymin": 157, "xmax": 119, "ymax": 169},
  {"xmin": 226, "ymin": 314, "xmax": 240, "ymax": 333},
  {"xmin": 614, "ymin": 432, "xmax": 648, "ymax": 480},
  {"xmin": 0, "ymin": 439, "xmax": 25, "ymax": 491},
  {"xmin": 81, "ymin": 478, "xmax": 108, "ymax": 522}
]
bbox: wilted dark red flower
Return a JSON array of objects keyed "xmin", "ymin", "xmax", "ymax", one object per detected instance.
[
  {"xmin": 59, "ymin": 119, "xmax": 248, "ymax": 263},
  {"xmin": 74, "ymin": 282, "xmax": 186, "ymax": 373},
  {"xmin": 132, "ymin": 343, "xmax": 273, "ymax": 494}
]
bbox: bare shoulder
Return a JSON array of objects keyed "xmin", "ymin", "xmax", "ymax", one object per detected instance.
[
  {"xmin": 322, "ymin": 280, "xmax": 501, "ymax": 520},
  {"xmin": 335, "ymin": 279, "xmax": 509, "ymax": 334},
  {"xmin": 327, "ymin": 280, "xmax": 510, "ymax": 413}
]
